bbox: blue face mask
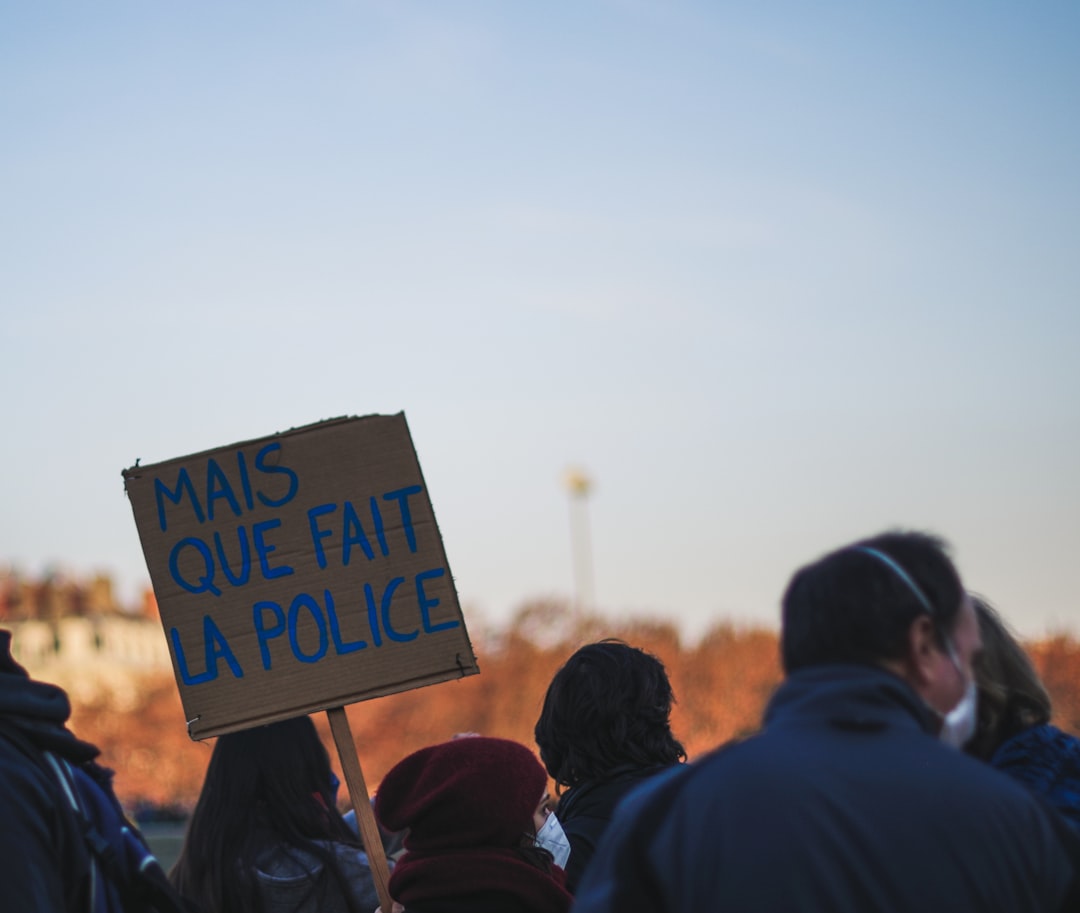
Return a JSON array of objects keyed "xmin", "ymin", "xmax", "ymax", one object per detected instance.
[{"xmin": 535, "ymin": 812, "xmax": 572, "ymax": 870}]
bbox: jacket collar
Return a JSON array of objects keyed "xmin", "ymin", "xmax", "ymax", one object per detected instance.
[
  {"xmin": 556, "ymin": 763, "xmax": 671, "ymax": 819},
  {"xmin": 764, "ymin": 664, "xmax": 939, "ymax": 736}
]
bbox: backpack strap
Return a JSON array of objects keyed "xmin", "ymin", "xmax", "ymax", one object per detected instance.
[
  {"xmin": 0, "ymin": 719, "xmax": 96, "ymax": 912},
  {"xmin": 0, "ymin": 719, "xmax": 197, "ymax": 913},
  {"xmin": 60, "ymin": 759, "xmax": 197, "ymax": 913},
  {"xmin": 47, "ymin": 753, "xmax": 113, "ymax": 912}
]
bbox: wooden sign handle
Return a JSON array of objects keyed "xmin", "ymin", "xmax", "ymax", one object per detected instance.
[{"xmin": 327, "ymin": 707, "xmax": 394, "ymax": 913}]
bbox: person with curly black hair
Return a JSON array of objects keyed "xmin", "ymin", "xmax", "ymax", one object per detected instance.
[{"xmin": 533, "ymin": 640, "xmax": 685, "ymax": 892}]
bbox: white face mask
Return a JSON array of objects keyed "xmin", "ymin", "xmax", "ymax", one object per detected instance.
[
  {"xmin": 535, "ymin": 812, "xmax": 571, "ymax": 870},
  {"xmin": 939, "ymin": 644, "xmax": 978, "ymax": 749}
]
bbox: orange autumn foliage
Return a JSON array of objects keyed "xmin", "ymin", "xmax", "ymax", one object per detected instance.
[{"xmin": 66, "ymin": 601, "xmax": 1080, "ymax": 812}]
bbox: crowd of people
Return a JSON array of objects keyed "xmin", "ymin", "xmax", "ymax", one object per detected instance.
[{"xmin": 3, "ymin": 529, "xmax": 1080, "ymax": 912}]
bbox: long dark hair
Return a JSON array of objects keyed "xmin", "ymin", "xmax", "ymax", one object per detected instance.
[
  {"xmin": 535, "ymin": 640, "xmax": 685, "ymax": 791},
  {"xmin": 967, "ymin": 596, "xmax": 1052, "ymax": 760},
  {"xmin": 170, "ymin": 716, "xmax": 364, "ymax": 913}
]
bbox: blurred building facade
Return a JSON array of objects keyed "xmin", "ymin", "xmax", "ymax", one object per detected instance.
[{"xmin": 1, "ymin": 566, "xmax": 169, "ymax": 706}]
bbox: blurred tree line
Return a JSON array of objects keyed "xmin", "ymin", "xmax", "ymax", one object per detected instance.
[{"xmin": 66, "ymin": 599, "xmax": 1080, "ymax": 812}]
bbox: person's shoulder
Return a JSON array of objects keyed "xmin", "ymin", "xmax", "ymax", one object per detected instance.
[
  {"xmin": 995, "ymin": 723, "xmax": 1080, "ymax": 768},
  {"xmin": 325, "ymin": 840, "xmax": 381, "ymax": 910},
  {"xmin": 640, "ymin": 735, "xmax": 762, "ymax": 800},
  {"xmin": 990, "ymin": 725, "xmax": 1080, "ymax": 830},
  {"xmin": 256, "ymin": 843, "xmax": 327, "ymax": 882},
  {"xmin": 257, "ymin": 840, "xmax": 380, "ymax": 912},
  {"xmin": 607, "ymin": 746, "xmax": 744, "ymax": 835},
  {"xmin": 324, "ymin": 838, "xmax": 375, "ymax": 875},
  {"xmin": 0, "ymin": 723, "xmax": 63, "ymax": 810},
  {"xmin": 561, "ymin": 765, "xmax": 677, "ymax": 821},
  {"xmin": 942, "ymin": 742, "xmax": 1080, "ymax": 853},
  {"xmin": 619, "ymin": 761, "xmax": 695, "ymax": 810}
]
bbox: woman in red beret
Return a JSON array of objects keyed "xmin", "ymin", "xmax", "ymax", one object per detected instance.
[{"xmin": 374, "ymin": 736, "xmax": 572, "ymax": 913}]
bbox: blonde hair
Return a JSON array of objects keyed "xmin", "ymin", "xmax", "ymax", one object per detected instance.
[{"xmin": 968, "ymin": 595, "xmax": 1052, "ymax": 760}]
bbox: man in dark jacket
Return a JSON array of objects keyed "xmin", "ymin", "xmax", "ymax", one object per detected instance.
[{"xmin": 574, "ymin": 531, "xmax": 1080, "ymax": 913}]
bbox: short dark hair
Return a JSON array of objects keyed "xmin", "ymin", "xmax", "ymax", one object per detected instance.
[
  {"xmin": 781, "ymin": 530, "xmax": 965, "ymax": 674},
  {"xmin": 534, "ymin": 640, "xmax": 686, "ymax": 790}
]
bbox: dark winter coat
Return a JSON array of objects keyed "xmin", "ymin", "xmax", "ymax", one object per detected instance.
[
  {"xmin": 0, "ymin": 676, "xmax": 93, "ymax": 911},
  {"xmin": 253, "ymin": 841, "xmax": 380, "ymax": 913},
  {"xmin": 992, "ymin": 722, "xmax": 1080, "ymax": 830},
  {"xmin": 554, "ymin": 764, "xmax": 674, "ymax": 893},
  {"xmin": 574, "ymin": 664, "xmax": 1080, "ymax": 913},
  {"xmin": 0, "ymin": 629, "xmax": 137, "ymax": 913}
]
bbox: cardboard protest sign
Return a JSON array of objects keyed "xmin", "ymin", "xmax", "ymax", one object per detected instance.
[{"xmin": 122, "ymin": 414, "xmax": 478, "ymax": 740}]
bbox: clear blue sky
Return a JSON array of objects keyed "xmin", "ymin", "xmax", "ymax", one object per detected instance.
[{"xmin": 2, "ymin": 2, "xmax": 1078, "ymax": 641}]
